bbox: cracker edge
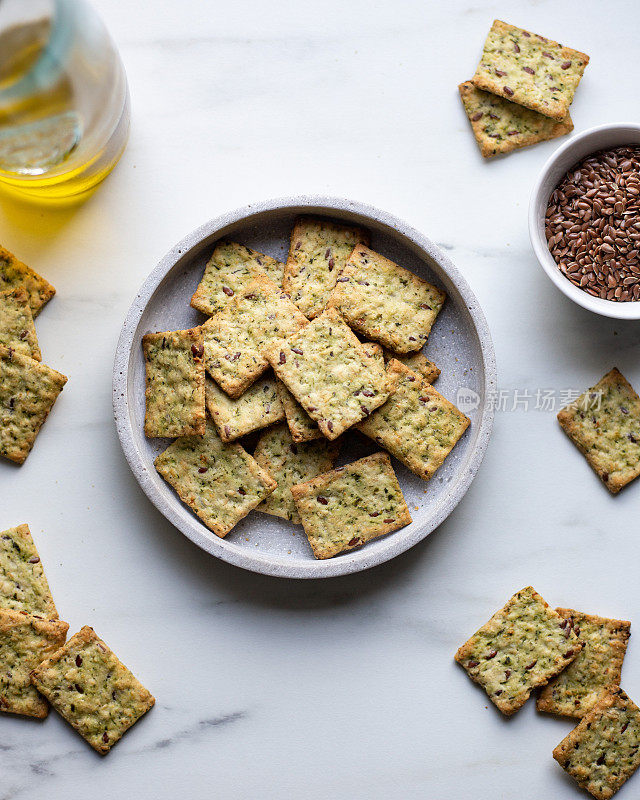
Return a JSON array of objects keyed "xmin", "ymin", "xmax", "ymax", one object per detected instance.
[
  {"xmin": 0, "ymin": 523, "xmax": 58, "ymax": 619},
  {"xmin": 0, "ymin": 345, "xmax": 68, "ymax": 465},
  {"xmin": 454, "ymin": 586, "xmax": 584, "ymax": 716},
  {"xmin": 0, "ymin": 609, "xmax": 69, "ymax": 719},
  {"xmin": 266, "ymin": 308, "xmax": 392, "ymax": 440},
  {"xmin": 142, "ymin": 327, "xmax": 206, "ymax": 438},
  {"xmin": 290, "ymin": 451, "xmax": 412, "ymax": 559},
  {"xmin": 202, "ymin": 275, "xmax": 308, "ymax": 399},
  {"xmin": 253, "ymin": 423, "xmax": 341, "ymax": 524},
  {"xmin": 283, "ymin": 216, "xmax": 371, "ymax": 319},
  {"xmin": 552, "ymin": 686, "xmax": 640, "ymax": 800},
  {"xmin": 557, "ymin": 368, "xmax": 640, "ymax": 494},
  {"xmin": 204, "ymin": 377, "xmax": 284, "ymax": 442},
  {"xmin": 274, "ymin": 379, "xmax": 323, "ymax": 442},
  {"xmin": 357, "ymin": 360, "xmax": 470, "ymax": 481},
  {"xmin": 0, "ymin": 286, "xmax": 41, "ymax": 361},
  {"xmin": 383, "ymin": 351, "xmax": 440, "ymax": 383},
  {"xmin": 458, "ymin": 80, "xmax": 573, "ymax": 158},
  {"xmin": 30, "ymin": 625, "xmax": 155, "ymax": 752},
  {"xmin": 537, "ymin": 608, "xmax": 631, "ymax": 717},
  {"xmin": 0, "ymin": 245, "xmax": 56, "ymax": 316},
  {"xmin": 190, "ymin": 241, "xmax": 284, "ymax": 315},
  {"xmin": 471, "ymin": 19, "xmax": 590, "ymax": 121},
  {"xmin": 154, "ymin": 430, "xmax": 278, "ymax": 538},
  {"xmin": 328, "ymin": 244, "xmax": 446, "ymax": 354}
]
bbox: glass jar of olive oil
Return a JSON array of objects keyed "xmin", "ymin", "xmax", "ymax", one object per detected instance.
[{"xmin": 0, "ymin": 0, "xmax": 129, "ymax": 201}]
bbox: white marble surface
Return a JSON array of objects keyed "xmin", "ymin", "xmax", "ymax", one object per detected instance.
[{"xmin": 1, "ymin": 0, "xmax": 640, "ymax": 797}]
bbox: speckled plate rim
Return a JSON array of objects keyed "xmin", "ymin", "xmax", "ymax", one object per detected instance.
[{"xmin": 113, "ymin": 196, "xmax": 496, "ymax": 579}]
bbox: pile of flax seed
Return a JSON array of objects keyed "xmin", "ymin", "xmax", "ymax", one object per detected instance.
[{"xmin": 545, "ymin": 145, "xmax": 640, "ymax": 301}]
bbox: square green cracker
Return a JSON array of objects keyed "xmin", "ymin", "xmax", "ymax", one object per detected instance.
[
  {"xmin": 155, "ymin": 418, "xmax": 277, "ymax": 537},
  {"xmin": 0, "ymin": 287, "xmax": 41, "ymax": 360},
  {"xmin": 30, "ymin": 626, "xmax": 155, "ymax": 753},
  {"xmin": 205, "ymin": 374, "xmax": 284, "ymax": 442},
  {"xmin": 276, "ymin": 342, "xmax": 385, "ymax": 442},
  {"xmin": 266, "ymin": 309, "xmax": 391, "ymax": 440},
  {"xmin": 291, "ymin": 452, "xmax": 411, "ymax": 559},
  {"xmin": 202, "ymin": 276, "xmax": 308, "ymax": 399},
  {"xmin": 275, "ymin": 379, "xmax": 323, "ymax": 443},
  {"xmin": 472, "ymin": 19, "xmax": 589, "ymax": 121},
  {"xmin": 553, "ymin": 687, "xmax": 640, "ymax": 800},
  {"xmin": 0, "ymin": 245, "xmax": 55, "ymax": 316},
  {"xmin": 0, "ymin": 524, "xmax": 58, "ymax": 619},
  {"xmin": 328, "ymin": 244, "xmax": 446, "ymax": 353},
  {"xmin": 357, "ymin": 360, "xmax": 469, "ymax": 480},
  {"xmin": 454, "ymin": 586, "xmax": 583, "ymax": 716},
  {"xmin": 143, "ymin": 327, "xmax": 206, "ymax": 438},
  {"xmin": 459, "ymin": 81, "xmax": 573, "ymax": 158},
  {"xmin": 254, "ymin": 423, "xmax": 340, "ymax": 523},
  {"xmin": 381, "ymin": 347, "xmax": 440, "ymax": 383},
  {"xmin": 283, "ymin": 217, "xmax": 369, "ymax": 319},
  {"xmin": 361, "ymin": 342, "xmax": 385, "ymax": 366},
  {"xmin": 190, "ymin": 241, "xmax": 285, "ymax": 316},
  {"xmin": 0, "ymin": 609, "xmax": 68, "ymax": 718},
  {"xmin": 0, "ymin": 345, "xmax": 67, "ymax": 464},
  {"xmin": 538, "ymin": 608, "xmax": 631, "ymax": 719},
  {"xmin": 557, "ymin": 368, "xmax": 640, "ymax": 494}
]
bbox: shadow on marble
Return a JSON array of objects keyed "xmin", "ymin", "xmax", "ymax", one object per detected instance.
[
  {"xmin": 0, "ymin": 187, "xmax": 95, "ymax": 257},
  {"xmin": 112, "ymin": 438, "xmax": 464, "ymax": 610},
  {"xmin": 534, "ymin": 260, "xmax": 640, "ymax": 373}
]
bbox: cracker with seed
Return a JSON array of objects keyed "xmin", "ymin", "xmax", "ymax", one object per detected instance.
[
  {"xmin": 155, "ymin": 419, "xmax": 276, "ymax": 537},
  {"xmin": 205, "ymin": 374, "xmax": 284, "ymax": 442},
  {"xmin": 275, "ymin": 380, "xmax": 323, "ymax": 442},
  {"xmin": 454, "ymin": 586, "xmax": 583, "ymax": 716},
  {"xmin": 381, "ymin": 347, "xmax": 440, "ymax": 383},
  {"xmin": 283, "ymin": 217, "xmax": 369, "ymax": 319},
  {"xmin": 538, "ymin": 609, "xmax": 631, "ymax": 719},
  {"xmin": 30, "ymin": 626, "xmax": 154, "ymax": 753},
  {"xmin": 143, "ymin": 327, "xmax": 205, "ymax": 438},
  {"xmin": 459, "ymin": 81, "xmax": 573, "ymax": 158},
  {"xmin": 254, "ymin": 424, "xmax": 340, "ymax": 523},
  {"xmin": 291, "ymin": 452, "xmax": 411, "ymax": 559},
  {"xmin": 328, "ymin": 244, "xmax": 446, "ymax": 353},
  {"xmin": 190, "ymin": 241, "xmax": 285, "ymax": 316},
  {"xmin": 357, "ymin": 360, "xmax": 469, "ymax": 480},
  {"xmin": 0, "ymin": 287, "xmax": 41, "ymax": 360},
  {"xmin": 472, "ymin": 20, "xmax": 589, "ymax": 121},
  {"xmin": 557, "ymin": 368, "xmax": 640, "ymax": 494},
  {"xmin": 0, "ymin": 245, "xmax": 55, "ymax": 316},
  {"xmin": 0, "ymin": 609, "xmax": 68, "ymax": 718},
  {"xmin": 358, "ymin": 341, "xmax": 384, "ymax": 366},
  {"xmin": 0, "ymin": 524, "xmax": 57, "ymax": 619},
  {"xmin": 202, "ymin": 276, "xmax": 308, "ymax": 399},
  {"xmin": 276, "ymin": 342, "xmax": 385, "ymax": 442},
  {"xmin": 553, "ymin": 687, "xmax": 640, "ymax": 800},
  {"xmin": 266, "ymin": 309, "xmax": 391, "ymax": 440},
  {"xmin": 0, "ymin": 345, "xmax": 67, "ymax": 464}
]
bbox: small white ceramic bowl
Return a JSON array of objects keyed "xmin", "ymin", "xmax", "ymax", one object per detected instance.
[{"xmin": 529, "ymin": 122, "xmax": 640, "ymax": 320}]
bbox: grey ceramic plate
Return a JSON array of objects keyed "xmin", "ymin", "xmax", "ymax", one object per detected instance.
[{"xmin": 113, "ymin": 197, "xmax": 496, "ymax": 578}]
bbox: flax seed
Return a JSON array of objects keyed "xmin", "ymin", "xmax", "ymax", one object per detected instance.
[{"xmin": 545, "ymin": 145, "xmax": 640, "ymax": 301}]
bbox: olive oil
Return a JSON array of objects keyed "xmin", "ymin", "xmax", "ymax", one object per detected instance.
[{"xmin": 0, "ymin": 3, "xmax": 129, "ymax": 202}]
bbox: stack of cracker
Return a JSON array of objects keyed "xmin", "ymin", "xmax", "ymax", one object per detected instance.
[
  {"xmin": 459, "ymin": 20, "xmax": 589, "ymax": 158},
  {"xmin": 0, "ymin": 246, "xmax": 68, "ymax": 464},
  {"xmin": 144, "ymin": 218, "xmax": 472, "ymax": 559},
  {"xmin": 456, "ymin": 586, "xmax": 639, "ymax": 799},
  {"xmin": 0, "ymin": 523, "xmax": 154, "ymax": 753}
]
